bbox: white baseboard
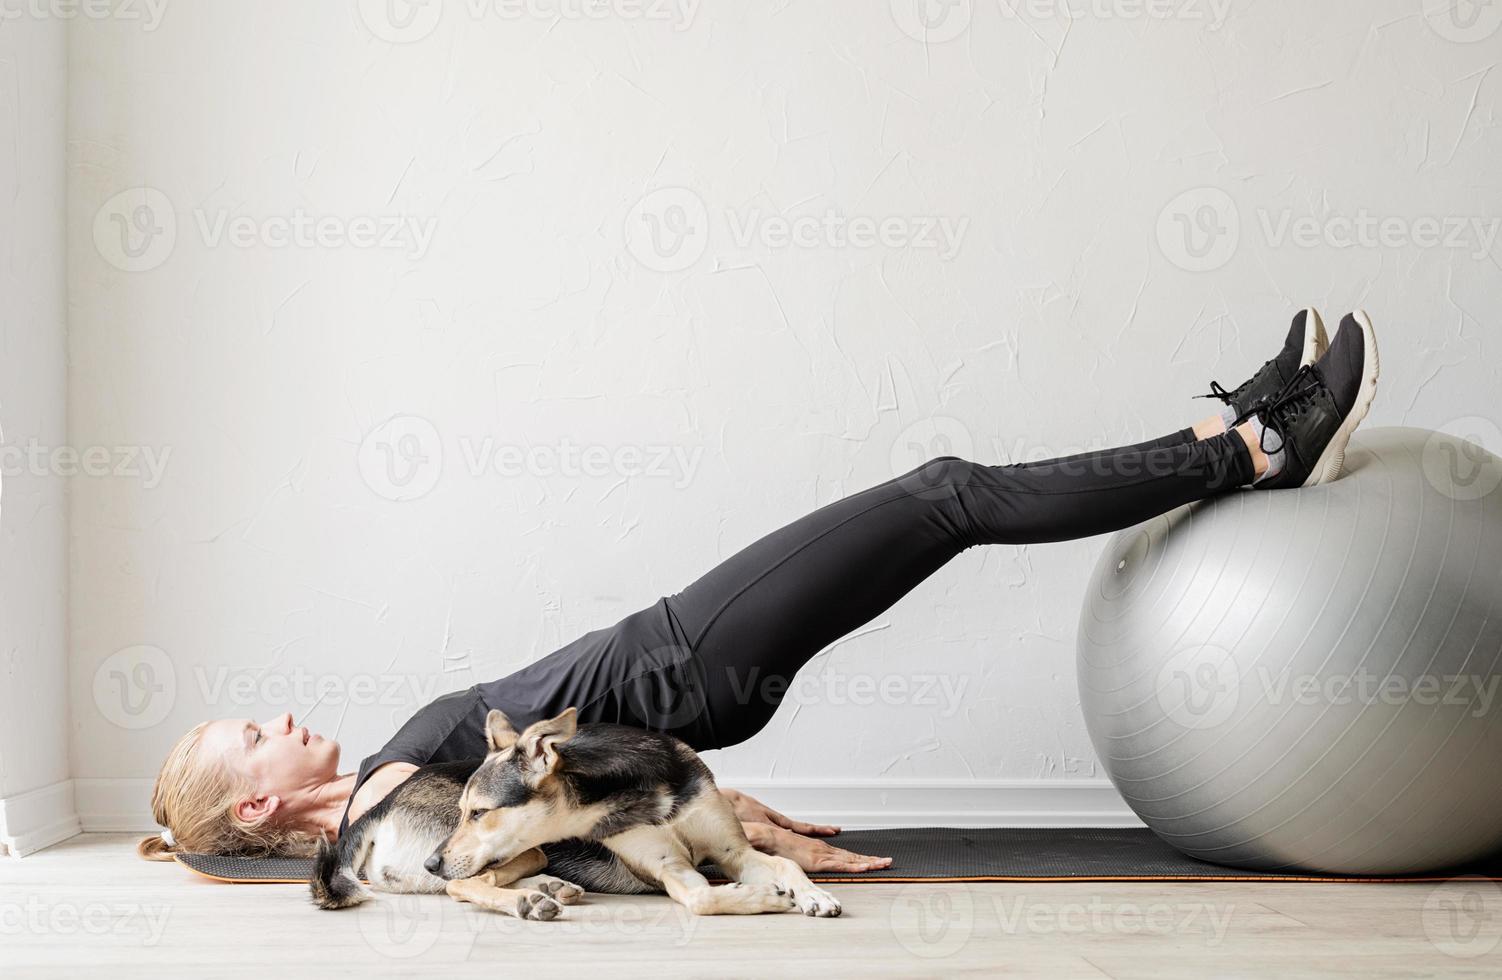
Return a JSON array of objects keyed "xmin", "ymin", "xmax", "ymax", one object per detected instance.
[
  {"xmin": 722, "ymin": 779, "xmax": 1142, "ymax": 828},
  {"xmin": 77, "ymin": 776, "xmax": 1141, "ymax": 832},
  {"xmin": 75, "ymin": 778, "xmax": 158, "ymax": 833},
  {"xmin": 0, "ymin": 780, "xmax": 83, "ymax": 857}
]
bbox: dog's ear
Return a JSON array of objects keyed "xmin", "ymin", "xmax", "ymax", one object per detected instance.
[
  {"xmin": 518, "ymin": 707, "xmax": 578, "ymax": 775},
  {"xmin": 485, "ymin": 709, "xmax": 520, "ymax": 754}
]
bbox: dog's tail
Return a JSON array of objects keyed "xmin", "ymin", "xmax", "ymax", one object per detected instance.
[{"xmin": 309, "ymin": 827, "xmax": 373, "ymax": 910}]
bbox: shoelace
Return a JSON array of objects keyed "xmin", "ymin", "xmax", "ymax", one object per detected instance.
[
  {"xmin": 1197, "ymin": 356, "xmax": 1277, "ymax": 406},
  {"xmin": 1232, "ymin": 364, "xmax": 1324, "ymax": 454}
]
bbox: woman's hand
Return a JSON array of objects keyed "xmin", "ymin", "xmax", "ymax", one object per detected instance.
[
  {"xmin": 720, "ymin": 788, "xmax": 839, "ymax": 837},
  {"xmin": 742, "ymin": 820, "xmax": 893, "ymax": 873}
]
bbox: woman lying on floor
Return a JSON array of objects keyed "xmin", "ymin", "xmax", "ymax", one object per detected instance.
[{"xmin": 138, "ymin": 309, "xmax": 1379, "ymax": 874}]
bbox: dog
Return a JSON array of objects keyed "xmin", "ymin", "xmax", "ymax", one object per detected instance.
[{"xmin": 312, "ymin": 707, "xmax": 841, "ymax": 919}]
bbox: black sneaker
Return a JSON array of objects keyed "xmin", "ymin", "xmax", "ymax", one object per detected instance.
[
  {"xmin": 1201, "ymin": 308, "xmax": 1328, "ymax": 420},
  {"xmin": 1244, "ymin": 311, "xmax": 1381, "ymax": 490}
]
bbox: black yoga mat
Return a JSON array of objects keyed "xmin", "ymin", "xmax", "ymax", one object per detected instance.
[{"xmin": 175, "ymin": 827, "xmax": 1501, "ymax": 884}]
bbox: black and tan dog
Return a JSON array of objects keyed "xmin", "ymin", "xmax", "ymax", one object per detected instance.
[{"xmin": 312, "ymin": 708, "xmax": 841, "ymax": 919}]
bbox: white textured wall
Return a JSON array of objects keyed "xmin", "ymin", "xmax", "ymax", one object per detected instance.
[
  {"xmin": 66, "ymin": 0, "xmax": 1502, "ymax": 821},
  {"xmin": 0, "ymin": 15, "xmax": 70, "ymax": 834}
]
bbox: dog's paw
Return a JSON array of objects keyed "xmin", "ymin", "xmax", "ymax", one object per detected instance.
[
  {"xmin": 532, "ymin": 877, "xmax": 585, "ymax": 905},
  {"xmin": 792, "ymin": 885, "xmax": 842, "ymax": 918},
  {"xmin": 723, "ymin": 881, "xmax": 798, "ymax": 914},
  {"xmin": 516, "ymin": 891, "xmax": 563, "ymax": 922}
]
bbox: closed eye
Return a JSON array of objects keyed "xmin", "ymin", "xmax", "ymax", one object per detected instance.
[{"xmin": 469, "ymin": 808, "xmax": 490, "ymax": 822}]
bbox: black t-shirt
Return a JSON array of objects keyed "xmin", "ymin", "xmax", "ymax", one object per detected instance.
[
  {"xmin": 336, "ymin": 688, "xmax": 489, "ymax": 835},
  {"xmin": 337, "ymin": 598, "xmax": 709, "ymax": 835}
]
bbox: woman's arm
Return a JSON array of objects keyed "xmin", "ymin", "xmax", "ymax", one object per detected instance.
[
  {"xmin": 742, "ymin": 821, "xmax": 893, "ymax": 872},
  {"xmin": 720, "ymin": 787, "xmax": 839, "ymax": 836},
  {"xmin": 721, "ymin": 788, "xmax": 893, "ymax": 873}
]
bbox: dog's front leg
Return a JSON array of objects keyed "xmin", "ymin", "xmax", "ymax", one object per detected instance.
[
  {"xmin": 446, "ymin": 877, "xmax": 564, "ymax": 921},
  {"xmin": 445, "ymin": 848, "xmax": 565, "ymax": 921},
  {"xmin": 464, "ymin": 847, "xmax": 584, "ymax": 905},
  {"xmin": 604, "ymin": 826, "xmax": 795, "ymax": 916}
]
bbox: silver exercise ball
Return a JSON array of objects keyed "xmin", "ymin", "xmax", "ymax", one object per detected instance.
[{"xmin": 1077, "ymin": 427, "xmax": 1502, "ymax": 875}]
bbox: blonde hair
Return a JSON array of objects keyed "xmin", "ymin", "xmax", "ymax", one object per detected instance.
[{"xmin": 136, "ymin": 721, "xmax": 319, "ymax": 862}]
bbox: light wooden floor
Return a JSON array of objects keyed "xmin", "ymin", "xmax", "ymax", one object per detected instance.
[{"xmin": 2, "ymin": 834, "xmax": 1500, "ymax": 978}]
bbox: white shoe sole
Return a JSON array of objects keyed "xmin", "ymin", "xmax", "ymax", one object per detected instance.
[
  {"xmin": 1299, "ymin": 308, "xmax": 1329, "ymax": 367},
  {"xmin": 1302, "ymin": 310, "xmax": 1380, "ymax": 487}
]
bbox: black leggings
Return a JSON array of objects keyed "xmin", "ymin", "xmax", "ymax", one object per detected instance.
[{"xmin": 479, "ymin": 427, "xmax": 1253, "ymax": 750}]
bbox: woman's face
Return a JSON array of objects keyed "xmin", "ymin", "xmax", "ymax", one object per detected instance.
[{"xmin": 202, "ymin": 711, "xmax": 341, "ymax": 802}]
